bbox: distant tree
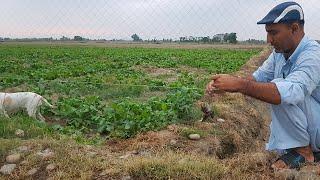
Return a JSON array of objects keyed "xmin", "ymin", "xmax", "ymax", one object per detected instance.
[
  {"xmin": 202, "ymin": 36, "xmax": 210, "ymax": 43},
  {"xmin": 223, "ymin": 33, "xmax": 229, "ymax": 42},
  {"xmin": 223, "ymin": 33, "xmax": 237, "ymax": 44},
  {"xmin": 60, "ymin": 36, "xmax": 70, "ymax": 41},
  {"xmin": 212, "ymin": 36, "xmax": 220, "ymax": 43},
  {"xmin": 74, "ymin": 36, "xmax": 83, "ymax": 41},
  {"xmin": 228, "ymin": 33, "xmax": 237, "ymax": 44},
  {"xmin": 152, "ymin": 38, "xmax": 159, "ymax": 43},
  {"xmin": 131, "ymin": 34, "xmax": 142, "ymax": 41},
  {"xmin": 245, "ymin": 38, "xmax": 266, "ymax": 44},
  {"xmin": 189, "ymin": 36, "xmax": 196, "ymax": 42}
]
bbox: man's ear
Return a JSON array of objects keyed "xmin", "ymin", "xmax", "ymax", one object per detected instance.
[{"xmin": 291, "ymin": 23, "xmax": 300, "ymax": 34}]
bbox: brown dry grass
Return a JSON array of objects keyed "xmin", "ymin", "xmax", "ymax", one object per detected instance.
[
  {"xmin": 125, "ymin": 151, "xmax": 228, "ymax": 179},
  {"xmin": 0, "ymin": 138, "xmax": 122, "ymax": 179},
  {"xmin": 0, "ymin": 136, "xmax": 275, "ymax": 179}
]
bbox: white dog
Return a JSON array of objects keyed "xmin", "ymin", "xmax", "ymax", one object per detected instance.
[{"xmin": 0, "ymin": 92, "xmax": 53, "ymax": 122}]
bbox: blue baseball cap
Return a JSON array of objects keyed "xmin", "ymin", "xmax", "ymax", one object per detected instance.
[{"xmin": 257, "ymin": 1, "xmax": 304, "ymax": 24}]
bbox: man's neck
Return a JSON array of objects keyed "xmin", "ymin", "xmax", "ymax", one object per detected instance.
[{"xmin": 283, "ymin": 33, "xmax": 305, "ymax": 60}]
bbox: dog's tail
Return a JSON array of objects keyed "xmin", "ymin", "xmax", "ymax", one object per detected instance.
[{"xmin": 41, "ymin": 97, "xmax": 54, "ymax": 108}]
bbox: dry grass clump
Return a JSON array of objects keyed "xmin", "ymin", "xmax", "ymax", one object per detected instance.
[
  {"xmin": 125, "ymin": 151, "xmax": 228, "ymax": 179},
  {"xmin": 224, "ymin": 152, "xmax": 275, "ymax": 179},
  {"xmin": 0, "ymin": 138, "xmax": 122, "ymax": 179}
]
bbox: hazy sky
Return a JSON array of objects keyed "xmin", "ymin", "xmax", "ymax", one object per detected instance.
[{"xmin": 0, "ymin": 0, "xmax": 319, "ymax": 40}]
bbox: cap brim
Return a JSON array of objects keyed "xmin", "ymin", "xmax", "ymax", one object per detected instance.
[
  {"xmin": 257, "ymin": 17, "xmax": 273, "ymax": 24},
  {"xmin": 257, "ymin": 20, "xmax": 267, "ymax": 24}
]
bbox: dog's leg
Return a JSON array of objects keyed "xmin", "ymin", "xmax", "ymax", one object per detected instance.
[
  {"xmin": 4, "ymin": 112, "xmax": 10, "ymax": 118},
  {"xmin": 0, "ymin": 98, "xmax": 10, "ymax": 118},
  {"xmin": 37, "ymin": 112, "xmax": 46, "ymax": 122},
  {"xmin": 2, "ymin": 110, "xmax": 10, "ymax": 118},
  {"xmin": 27, "ymin": 107, "xmax": 37, "ymax": 120},
  {"xmin": 0, "ymin": 105, "xmax": 10, "ymax": 118}
]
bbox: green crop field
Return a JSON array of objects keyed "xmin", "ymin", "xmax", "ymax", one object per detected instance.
[{"xmin": 0, "ymin": 44, "xmax": 261, "ymax": 138}]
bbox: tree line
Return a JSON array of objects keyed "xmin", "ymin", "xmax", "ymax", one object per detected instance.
[
  {"xmin": 131, "ymin": 33, "xmax": 238, "ymax": 44},
  {"xmin": 0, "ymin": 33, "xmax": 271, "ymax": 44}
]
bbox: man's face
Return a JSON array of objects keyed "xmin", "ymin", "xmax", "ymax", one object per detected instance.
[{"xmin": 265, "ymin": 23, "xmax": 295, "ymax": 53}]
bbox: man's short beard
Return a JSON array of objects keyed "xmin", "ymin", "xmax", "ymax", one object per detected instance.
[
  {"xmin": 273, "ymin": 47, "xmax": 291, "ymax": 56},
  {"xmin": 283, "ymin": 48, "xmax": 291, "ymax": 54}
]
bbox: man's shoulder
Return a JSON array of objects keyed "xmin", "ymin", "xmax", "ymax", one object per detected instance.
[
  {"xmin": 296, "ymin": 37, "xmax": 320, "ymax": 61},
  {"xmin": 295, "ymin": 38, "xmax": 320, "ymax": 66},
  {"xmin": 303, "ymin": 37, "xmax": 320, "ymax": 52}
]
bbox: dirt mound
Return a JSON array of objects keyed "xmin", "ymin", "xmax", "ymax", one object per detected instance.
[{"xmin": 106, "ymin": 130, "xmax": 179, "ymax": 153}]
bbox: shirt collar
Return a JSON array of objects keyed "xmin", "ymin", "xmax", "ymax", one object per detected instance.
[{"xmin": 287, "ymin": 35, "xmax": 308, "ymax": 64}]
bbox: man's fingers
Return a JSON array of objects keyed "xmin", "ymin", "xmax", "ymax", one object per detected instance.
[
  {"xmin": 205, "ymin": 85, "xmax": 214, "ymax": 95},
  {"xmin": 205, "ymin": 83, "xmax": 214, "ymax": 94},
  {"xmin": 205, "ymin": 80, "xmax": 224, "ymax": 96}
]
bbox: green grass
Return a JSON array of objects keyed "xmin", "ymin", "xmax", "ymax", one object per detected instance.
[
  {"xmin": 0, "ymin": 115, "xmax": 52, "ymax": 162},
  {"xmin": 0, "ymin": 44, "xmax": 262, "ymax": 138},
  {"xmin": 0, "ymin": 139, "xmax": 21, "ymax": 161},
  {"xmin": 0, "ymin": 114, "xmax": 53, "ymax": 139},
  {"xmin": 0, "ymin": 45, "xmax": 261, "ymax": 91}
]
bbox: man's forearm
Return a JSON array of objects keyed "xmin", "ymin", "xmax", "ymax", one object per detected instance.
[
  {"xmin": 245, "ymin": 75, "xmax": 256, "ymax": 81},
  {"xmin": 239, "ymin": 79, "xmax": 281, "ymax": 105}
]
